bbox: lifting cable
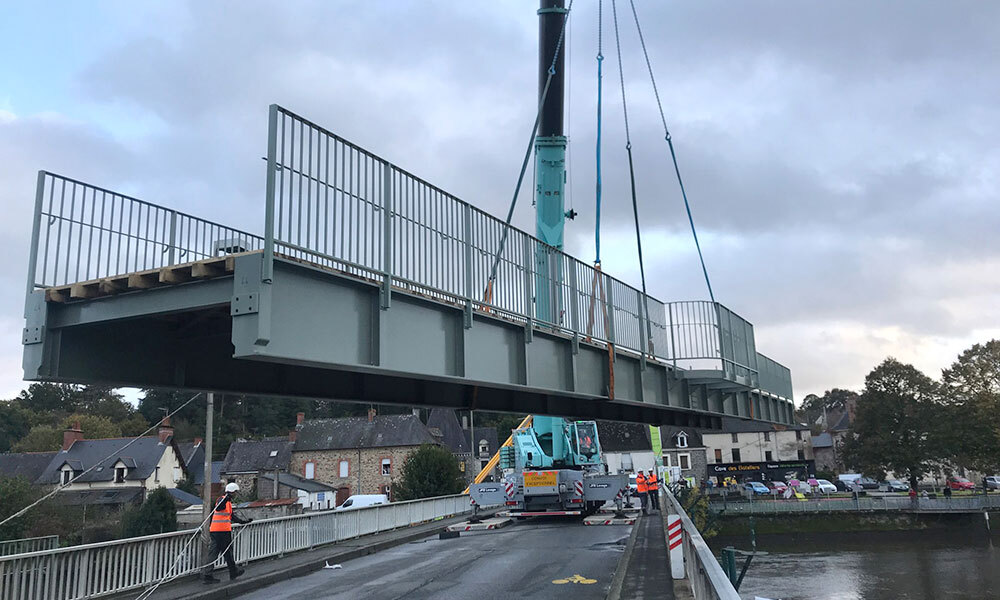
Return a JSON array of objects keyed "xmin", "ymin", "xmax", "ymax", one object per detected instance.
[
  {"xmin": 627, "ymin": 0, "xmax": 716, "ymax": 303},
  {"xmin": 483, "ymin": 0, "xmax": 575, "ymax": 308},
  {"xmin": 611, "ymin": 0, "xmax": 654, "ymax": 355}
]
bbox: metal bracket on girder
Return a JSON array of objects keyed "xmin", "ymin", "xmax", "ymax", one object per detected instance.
[
  {"xmin": 231, "ymin": 293, "xmax": 259, "ymax": 316},
  {"xmin": 22, "ymin": 290, "xmax": 46, "ymax": 345},
  {"xmin": 22, "ymin": 325, "xmax": 43, "ymax": 345}
]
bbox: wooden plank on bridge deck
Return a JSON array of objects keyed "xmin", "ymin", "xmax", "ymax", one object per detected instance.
[
  {"xmin": 159, "ymin": 264, "xmax": 193, "ymax": 284},
  {"xmin": 69, "ymin": 282, "xmax": 101, "ymax": 299}
]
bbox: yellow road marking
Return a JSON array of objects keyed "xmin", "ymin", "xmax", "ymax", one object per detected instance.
[{"xmin": 552, "ymin": 574, "xmax": 597, "ymax": 585}]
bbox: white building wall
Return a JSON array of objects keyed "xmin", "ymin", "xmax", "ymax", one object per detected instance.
[{"xmin": 703, "ymin": 430, "xmax": 812, "ymax": 465}]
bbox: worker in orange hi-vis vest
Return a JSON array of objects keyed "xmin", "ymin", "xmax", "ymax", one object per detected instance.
[
  {"xmin": 635, "ymin": 471, "xmax": 649, "ymax": 514},
  {"xmin": 202, "ymin": 482, "xmax": 253, "ymax": 584},
  {"xmin": 646, "ymin": 470, "xmax": 660, "ymax": 511}
]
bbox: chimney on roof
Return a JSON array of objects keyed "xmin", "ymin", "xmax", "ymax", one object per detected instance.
[
  {"xmin": 289, "ymin": 429, "xmax": 297, "ymax": 442},
  {"xmin": 62, "ymin": 421, "xmax": 84, "ymax": 451},
  {"xmin": 158, "ymin": 416, "xmax": 174, "ymax": 444},
  {"xmin": 368, "ymin": 408, "xmax": 376, "ymax": 423},
  {"xmin": 296, "ymin": 412, "xmax": 305, "ymax": 426},
  {"xmin": 194, "ymin": 437, "xmax": 203, "ymax": 446}
]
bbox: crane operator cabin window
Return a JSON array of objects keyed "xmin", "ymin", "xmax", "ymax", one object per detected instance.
[{"xmin": 575, "ymin": 423, "xmax": 598, "ymax": 458}]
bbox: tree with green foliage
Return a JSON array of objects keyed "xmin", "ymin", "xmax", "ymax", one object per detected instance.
[
  {"xmin": 941, "ymin": 340, "xmax": 1000, "ymax": 474},
  {"xmin": 0, "ymin": 476, "xmax": 40, "ymax": 540},
  {"xmin": 121, "ymin": 488, "xmax": 177, "ymax": 538},
  {"xmin": 175, "ymin": 477, "xmax": 199, "ymax": 496},
  {"xmin": 677, "ymin": 485, "xmax": 718, "ymax": 539},
  {"xmin": 392, "ymin": 445, "xmax": 465, "ymax": 501},
  {"xmin": 13, "ymin": 414, "xmax": 123, "ymax": 452},
  {"xmin": 796, "ymin": 388, "xmax": 859, "ymax": 429},
  {"xmin": 0, "ymin": 403, "xmax": 34, "ymax": 452},
  {"xmin": 841, "ymin": 358, "xmax": 944, "ymax": 489}
]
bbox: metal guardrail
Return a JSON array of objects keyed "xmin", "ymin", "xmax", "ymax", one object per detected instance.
[
  {"xmin": 259, "ymin": 105, "xmax": 790, "ymax": 402},
  {"xmin": 0, "ymin": 494, "xmax": 471, "ymax": 600},
  {"xmin": 710, "ymin": 494, "xmax": 1000, "ymax": 515},
  {"xmin": 664, "ymin": 488, "xmax": 741, "ymax": 600},
  {"xmin": 26, "ymin": 172, "xmax": 264, "ymax": 295},
  {"xmin": 0, "ymin": 537, "xmax": 58, "ymax": 558}
]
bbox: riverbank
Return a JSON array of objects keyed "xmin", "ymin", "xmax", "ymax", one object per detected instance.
[{"xmin": 715, "ymin": 510, "xmax": 998, "ymax": 536}]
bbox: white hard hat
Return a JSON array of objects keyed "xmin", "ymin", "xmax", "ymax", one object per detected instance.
[{"xmin": 225, "ymin": 482, "xmax": 240, "ymax": 493}]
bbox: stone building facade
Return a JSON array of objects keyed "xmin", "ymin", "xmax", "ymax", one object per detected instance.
[
  {"xmin": 289, "ymin": 444, "xmax": 424, "ymax": 504},
  {"xmin": 289, "ymin": 410, "xmax": 438, "ymax": 503}
]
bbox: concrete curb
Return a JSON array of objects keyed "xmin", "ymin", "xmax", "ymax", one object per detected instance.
[
  {"xmin": 133, "ymin": 513, "xmax": 483, "ymax": 600},
  {"xmin": 605, "ymin": 513, "xmax": 642, "ymax": 600}
]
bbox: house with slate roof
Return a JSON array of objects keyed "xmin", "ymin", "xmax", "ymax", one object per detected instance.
[
  {"xmin": 219, "ymin": 436, "xmax": 294, "ymax": 497},
  {"xmin": 258, "ymin": 472, "xmax": 337, "ymax": 510},
  {"xmin": 289, "ymin": 409, "xmax": 438, "ymax": 504},
  {"xmin": 426, "ymin": 409, "xmax": 499, "ymax": 484},
  {"xmin": 32, "ymin": 418, "xmax": 188, "ymax": 507},
  {"xmin": 0, "ymin": 451, "xmax": 57, "ymax": 483}
]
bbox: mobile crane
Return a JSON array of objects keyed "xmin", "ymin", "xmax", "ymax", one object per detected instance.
[{"xmin": 469, "ymin": 416, "xmax": 627, "ymax": 517}]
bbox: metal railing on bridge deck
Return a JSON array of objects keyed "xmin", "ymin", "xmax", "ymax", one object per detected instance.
[
  {"xmin": 0, "ymin": 494, "xmax": 471, "ymax": 600},
  {"xmin": 24, "ymin": 105, "xmax": 794, "ymax": 412},
  {"xmin": 710, "ymin": 494, "xmax": 1000, "ymax": 515},
  {"xmin": 258, "ymin": 105, "xmax": 794, "ymax": 403},
  {"xmin": 0, "ymin": 537, "xmax": 58, "ymax": 558}
]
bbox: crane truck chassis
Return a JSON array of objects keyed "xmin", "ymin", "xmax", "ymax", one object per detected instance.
[{"xmin": 469, "ymin": 416, "xmax": 628, "ymax": 518}]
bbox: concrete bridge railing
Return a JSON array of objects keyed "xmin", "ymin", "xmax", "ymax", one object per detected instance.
[
  {"xmin": 664, "ymin": 488, "xmax": 741, "ymax": 600},
  {"xmin": 0, "ymin": 494, "xmax": 471, "ymax": 600}
]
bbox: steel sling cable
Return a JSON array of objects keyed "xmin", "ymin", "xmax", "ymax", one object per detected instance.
[
  {"xmin": 0, "ymin": 392, "xmax": 204, "ymax": 530},
  {"xmin": 483, "ymin": 0, "xmax": 574, "ymax": 307},
  {"xmin": 611, "ymin": 0, "xmax": 654, "ymax": 356},
  {"xmin": 628, "ymin": 0, "xmax": 715, "ymax": 303},
  {"xmin": 595, "ymin": 0, "xmax": 604, "ymax": 266}
]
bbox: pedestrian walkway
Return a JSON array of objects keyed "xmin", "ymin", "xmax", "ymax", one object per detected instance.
[
  {"xmin": 618, "ymin": 510, "xmax": 675, "ymax": 600},
  {"xmin": 106, "ymin": 514, "xmax": 476, "ymax": 600}
]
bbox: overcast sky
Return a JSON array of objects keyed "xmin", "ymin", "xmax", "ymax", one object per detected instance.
[{"xmin": 1, "ymin": 1, "xmax": 997, "ymax": 403}]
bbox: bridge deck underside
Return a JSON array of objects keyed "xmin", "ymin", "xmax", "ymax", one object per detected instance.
[{"xmin": 23, "ymin": 251, "xmax": 786, "ymax": 426}]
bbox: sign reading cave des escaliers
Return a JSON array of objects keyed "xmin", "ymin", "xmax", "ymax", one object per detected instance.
[{"xmin": 710, "ymin": 461, "xmax": 813, "ymax": 474}]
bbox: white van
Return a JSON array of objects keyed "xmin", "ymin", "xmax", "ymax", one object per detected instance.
[{"xmin": 335, "ymin": 494, "xmax": 388, "ymax": 510}]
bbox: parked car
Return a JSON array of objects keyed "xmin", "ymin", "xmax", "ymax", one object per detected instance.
[
  {"xmin": 792, "ymin": 480, "xmax": 813, "ymax": 495},
  {"xmin": 766, "ymin": 481, "xmax": 788, "ymax": 494},
  {"xmin": 947, "ymin": 477, "xmax": 975, "ymax": 491},
  {"xmin": 856, "ymin": 477, "xmax": 880, "ymax": 490},
  {"xmin": 336, "ymin": 494, "xmax": 388, "ymax": 510},
  {"xmin": 986, "ymin": 476, "xmax": 1000, "ymax": 491},
  {"xmin": 834, "ymin": 479, "xmax": 852, "ymax": 492},
  {"xmin": 814, "ymin": 479, "xmax": 838, "ymax": 494},
  {"xmin": 880, "ymin": 480, "xmax": 909, "ymax": 493},
  {"xmin": 744, "ymin": 481, "xmax": 771, "ymax": 496}
]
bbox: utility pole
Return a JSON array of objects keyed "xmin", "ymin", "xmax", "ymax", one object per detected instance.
[
  {"xmin": 469, "ymin": 409, "xmax": 476, "ymax": 478},
  {"xmin": 201, "ymin": 393, "xmax": 214, "ymax": 562}
]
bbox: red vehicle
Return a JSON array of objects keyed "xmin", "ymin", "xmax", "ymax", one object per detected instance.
[
  {"xmin": 766, "ymin": 481, "xmax": 788, "ymax": 493},
  {"xmin": 947, "ymin": 476, "xmax": 975, "ymax": 491}
]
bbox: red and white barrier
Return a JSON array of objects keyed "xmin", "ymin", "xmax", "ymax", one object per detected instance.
[{"xmin": 667, "ymin": 514, "xmax": 684, "ymax": 579}]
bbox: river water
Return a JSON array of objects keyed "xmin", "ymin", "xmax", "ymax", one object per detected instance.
[{"xmin": 712, "ymin": 532, "xmax": 1000, "ymax": 600}]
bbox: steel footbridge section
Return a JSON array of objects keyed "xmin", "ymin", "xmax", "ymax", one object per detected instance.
[{"xmin": 21, "ymin": 105, "xmax": 794, "ymax": 426}]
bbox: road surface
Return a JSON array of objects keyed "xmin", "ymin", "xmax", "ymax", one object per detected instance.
[{"xmin": 236, "ymin": 516, "xmax": 633, "ymax": 599}]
